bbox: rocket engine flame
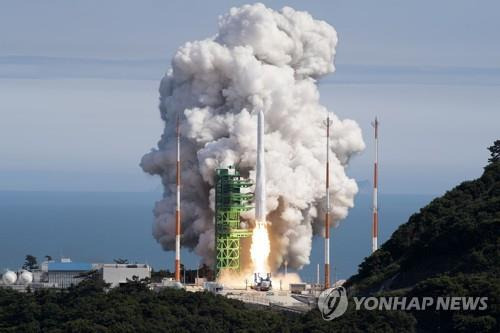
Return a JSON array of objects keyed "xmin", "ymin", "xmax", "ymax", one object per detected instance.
[
  {"xmin": 250, "ymin": 222, "xmax": 270, "ymax": 275},
  {"xmin": 141, "ymin": 3, "xmax": 365, "ymax": 271}
]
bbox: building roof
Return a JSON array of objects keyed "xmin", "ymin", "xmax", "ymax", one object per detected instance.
[
  {"xmin": 101, "ymin": 264, "xmax": 150, "ymax": 268},
  {"xmin": 48, "ymin": 262, "xmax": 93, "ymax": 272}
]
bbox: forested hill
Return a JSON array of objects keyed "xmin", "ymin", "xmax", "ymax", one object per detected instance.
[{"xmin": 347, "ymin": 140, "xmax": 500, "ymax": 331}]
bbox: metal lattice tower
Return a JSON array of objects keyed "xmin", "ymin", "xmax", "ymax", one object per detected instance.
[{"xmin": 215, "ymin": 167, "xmax": 253, "ymax": 278}]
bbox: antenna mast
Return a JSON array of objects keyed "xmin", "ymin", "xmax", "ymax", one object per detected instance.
[
  {"xmin": 175, "ymin": 114, "xmax": 181, "ymax": 281},
  {"xmin": 324, "ymin": 114, "xmax": 333, "ymax": 289},
  {"xmin": 371, "ymin": 117, "xmax": 379, "ymax": 253}
]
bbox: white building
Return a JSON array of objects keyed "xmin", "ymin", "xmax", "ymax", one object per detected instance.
[{"xmin": 96, "ymin": 263, "xmax": 151, "ymax": 288}]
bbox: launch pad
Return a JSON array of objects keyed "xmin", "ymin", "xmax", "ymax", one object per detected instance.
[{"xmin": 251, "ymin": 273, "xmax": 272, "ymax": 291}]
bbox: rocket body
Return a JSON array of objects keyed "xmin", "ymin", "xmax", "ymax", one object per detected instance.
[{"xmin": 255, "ymin": 110, "xmax": 266, "ymax": 224}]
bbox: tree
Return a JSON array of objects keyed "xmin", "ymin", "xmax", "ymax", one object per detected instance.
[
  {"xmin": 198, "ymin": 263, "xmax": 215, "ymax": 280},
  {"xmin": 151, "ymin": 269, "xmax": 172, "ymax": 282},
  {"xmin": 44, "ymin": 255, "xmax": 52, "ymax": 261},
  {"xmin": 120, "ymin": 276, "xmax": 151, "ymax": 293},
  {"xmin": 22, "ymin": 255, "xmax": 38, "ymax": 270},
  {"xmin": 488, "ymin": 139, "xmax": 500, "ymax": 163}
]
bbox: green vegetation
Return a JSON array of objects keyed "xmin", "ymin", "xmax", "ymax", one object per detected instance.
[
  {"xmin": 488, "ymin": 139, "xmax": 499, "ymax": 163},
  {"xmin": 1, "ymin": 279, "xmax": 286, "ymax": 332},
  {"xmin": 0, "ymin": 278, "xmax": 416, "ymax": 332},
  {"xmin": 347, "ymin": 140, "xmax": 500, "ymax": 332},
  {"xmin": 22, "ymin": 255, "xmax": 39, "ymax": 271}
]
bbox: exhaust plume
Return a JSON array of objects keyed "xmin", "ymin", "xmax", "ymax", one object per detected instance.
[{"xmin": 141, "ymin": 3, "xmax": 365, "ymax": 270}]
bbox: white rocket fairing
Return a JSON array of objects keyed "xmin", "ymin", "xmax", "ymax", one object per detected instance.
[{"xmin": 255, "ymin": 110, "xmax": 266, "ymax": 223}]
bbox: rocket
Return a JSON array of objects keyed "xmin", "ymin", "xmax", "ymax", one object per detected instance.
[
  {"xmin": 250, "ymin": 110, "xmax": 271, "ymax": 277},
  {"xmin": 255, "ymin": 110, "xmax": 266, "ymax": 224}
]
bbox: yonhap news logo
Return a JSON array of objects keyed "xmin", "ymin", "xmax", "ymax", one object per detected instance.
[
  {"xmin": 317, "ymin": 287, "xmax": 348, "ymax": 320},
  {"xmin": 318, "ymin": 288, "xmax": 488, "ymax": 321},
  {"xmin": 352, "ymin": 296, "xmax": 488, "ymax": 312}
]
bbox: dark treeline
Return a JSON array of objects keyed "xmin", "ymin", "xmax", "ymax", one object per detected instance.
[{"xmin": 0, "ymin": 278, "xmax": 414, "ymax": 332}]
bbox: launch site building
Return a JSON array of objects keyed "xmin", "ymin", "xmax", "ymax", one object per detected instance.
[{"xmin": 0, "ymin": 258, "xmax": 151, "ymax": 291}]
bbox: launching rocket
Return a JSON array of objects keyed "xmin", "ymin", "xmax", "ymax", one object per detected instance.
[
  {"xmin": 251, "ymin": 110, "xmax": 271, "ymax": 277},
  {"xmin": 255, "ymin": 110, "xmax": 266, "ymax": 224}
]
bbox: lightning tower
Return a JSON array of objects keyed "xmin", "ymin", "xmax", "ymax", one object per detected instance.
[
  {"xmin": 324, "ymin": 114, "xmax": 333, "ymax": 289},
  {"xmin": 175, "ymin": 114, "xmax": 181, "ymax": 282},
  {"xmin": 371, "ymin": 117, "xmax": 379, "ymax": 253}
]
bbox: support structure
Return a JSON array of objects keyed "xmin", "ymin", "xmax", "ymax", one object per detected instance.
[
  {"xmin": 215, "ymin": 167, "xmax": 253, "ymax": 278},
  {"xmin": 175, "ymin": 115, "xmax": 181, "ymax": 282},
  {"xmin": 324, "ymin": 115, "xmax": 333, "ymax": 289},
  {"xmin": 372, "ymin": 117, "xmax": 379, "ymax": 253}
]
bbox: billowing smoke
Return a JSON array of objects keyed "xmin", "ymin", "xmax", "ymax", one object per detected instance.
[{"xmin": 141, "ymin": 3, "xmax": 364, "ymax": 270}]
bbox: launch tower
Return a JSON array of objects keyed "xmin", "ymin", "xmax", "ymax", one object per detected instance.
[{"xmin": 215, "ymin": 167, "xmax": 253, "ymax": 278}]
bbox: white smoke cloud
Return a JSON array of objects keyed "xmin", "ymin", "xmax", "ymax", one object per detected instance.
[{"xmin": 141, "ymin": 3, "xmax": 364, "ymax": 270}]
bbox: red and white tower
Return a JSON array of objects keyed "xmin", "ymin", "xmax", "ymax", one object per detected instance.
[
  {"xmin": 371, "ymin": 117, "xmax": 379, "ymax": 253},
  {"xmin": 175, "ymin": 114, "xmax": 181, "ymax": 282},
  {"xmin": 324, "ymin": 114, "xmax": 332, "ymax": 289}
]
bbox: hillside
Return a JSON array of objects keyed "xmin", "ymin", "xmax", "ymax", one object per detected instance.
[{"xmin": 347, "ymin": 140, "xmax": 500, "ymax": 332}]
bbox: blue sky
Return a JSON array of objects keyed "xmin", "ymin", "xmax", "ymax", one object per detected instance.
[{"xmin": 0, "ymin": 0, "xmax": 499, "ymax": 194}]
